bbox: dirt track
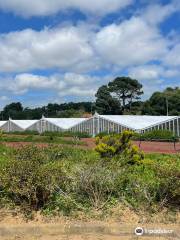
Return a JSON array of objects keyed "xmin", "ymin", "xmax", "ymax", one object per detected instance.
[{"xmin": 0, "ymin": 223, "xmax": 179, "ymax": 240}]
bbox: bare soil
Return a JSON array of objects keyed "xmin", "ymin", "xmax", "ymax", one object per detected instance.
[
  {"xmin": 3, "ymin": 138, "xmax": 180, "ymax": 154},
  {"xmin": 0, "ymin": 208, "xmax": 179, "ymax": 240},
  {"xmin": 0, "ymin": 222, "xmax": 179, "ymax": 240}
]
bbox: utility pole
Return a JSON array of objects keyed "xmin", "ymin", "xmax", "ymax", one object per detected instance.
[{"xmin": 166, "ymin": 97, "xmax": 169, "ymax": 116}]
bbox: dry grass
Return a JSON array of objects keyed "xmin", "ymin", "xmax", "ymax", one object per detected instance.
[{"xmin": 0, "ymin": 208, "xmax": 179, "ymax": 240}]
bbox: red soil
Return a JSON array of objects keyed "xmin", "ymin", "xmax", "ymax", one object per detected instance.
[
  {"xmin": 83, "ymin": 138, "xmax": 180, "ymax": 154},
  {"xmin": 2, "ymin": 139, "xmax": 180, "ymax": 154}
]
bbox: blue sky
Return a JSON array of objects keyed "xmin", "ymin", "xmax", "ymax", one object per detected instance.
[{"xmin": 0, "ymin": 0, "xmax": 179, "ymax": 108}]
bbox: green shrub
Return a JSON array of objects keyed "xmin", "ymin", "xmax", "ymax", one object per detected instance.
[
  {"xmin": 95, "ymin": 131, "xmax": 109, "ymax": 138},
  {"xmin": 115, "ymin": 155, "xmax": 180, "ymax": 209},
  {"xmin": 0, "ymin": 145, "xmax": 70, "ymax": 211},
  {"xmin": 0, "ymin": 143, "xmax": 179, "ymax": 217},
  {"xmin": 134, "ymin": 129, "xmax": 178, "ymax": 142},
  {"xmin": 75, "ymin": 161, "xmax": 117, "ymax": 210},
  {"xmin": 95, "ymin": 131, "xmax": 144, "ymax": 163}
]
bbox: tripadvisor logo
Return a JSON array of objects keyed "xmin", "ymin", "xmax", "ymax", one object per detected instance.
[{"xmin": 135, "ymin": 227, "xmax": 144, "ymax": 236}]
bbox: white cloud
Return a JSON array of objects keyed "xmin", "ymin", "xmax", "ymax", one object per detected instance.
[
  {"xmin": 0, "ymin": 16, "xmax": 169, "ymax": 73},
  {"xmin": 94, "ymin": 17, "xmax": 168, "ymax": 68},
  {"xmin": 0, "ymin": 96, "xmax": 9, "ymax": 101},
  {"xmin": 164, "ymin": 44, "xmax": 180, "ymax": 67},
  {"xmin": 0, "ymin": 25, "xmax": 95, "ymax": 73},
  {"xmin": 0, "ymin": 1, "xmax": 179, "ymax": 103},
  {"xmin": 1, "ymin": 72, "xmax": 110, "ymax": 98},
  {"xmin": 128, "ymin": 65, "xmax": 165, "ymax": 98},
  {"xmin": 0, "ymin": 0, "xmax": 133, "ymax": 17},
  {"xmin": 7, "ymin": 74, "xmax": 59, "ymax": 94},
  {"xmin": 139, "ymin": 2, "xmax": 179, "ymax": 25},
  {"xmin": 129, "ymin": 65, "xmax": 164, "ymax": 81}
]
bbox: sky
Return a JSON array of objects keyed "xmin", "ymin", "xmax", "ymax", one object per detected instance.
[{"xmin": 0, "ymin": 0, "xmax": 180, "ymax": 108}]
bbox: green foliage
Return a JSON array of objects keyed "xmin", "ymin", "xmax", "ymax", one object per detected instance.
[
  {"xmin": 0, "ymin": 144, "xmax": 179, "ymax": 218},
  {"xmin": 108, "ymin": 77, "xmax": 143, "ymax": 112},
  {"xmin": 0, "ymin": 133, "xmax": 86, "ymax": 145},
  {"xmin": 95, "ymin": 77, "xmax": 143, "ymax": 114},
  {"xmin": 42, "ymin": 131, "xmax": 90, "ymax": 138},
  {"xmin": 95, "ymin": 131, "xmax": 144, "ymax": 163},
  {"xmin": 95, "ymin": 85, "xmax": 121, "ymax": 114},
  {"xmin": 0, "ymin": 145, "xmax": 70, "ymax": 210},
  {"xmin": 5, "ymin": 130, "xmax": 39, "ymax": 135},
  {"xmin": 134, "ymin": 129, "xmax": 178, "ymax": 142},
  {"xmin": 0, "ymin": 102, "xmax": 93, "ymax": 120},
  {"xmin": 118, "ymin": 155, "xmax": 180, "ymax": 209},
  {"xmin": 95, "ymin": 131, "xmax": 109, "ymax": 138},
  {"xmin": 142, "ymin": 87, "xmax": 180, "ymax": 115},
  {"xmin": 75, "ymin": 160, "xmax": 117, "ymax": 210}
]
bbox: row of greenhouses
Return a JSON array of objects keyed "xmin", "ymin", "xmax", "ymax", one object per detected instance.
[{"xmin": 0, "ymin": 114, "xmax": 179, "ymax": 136}]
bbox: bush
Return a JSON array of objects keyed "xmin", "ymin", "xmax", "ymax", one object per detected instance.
[
  {"xmin": 95, "ymin": 131, "xmax": 109, "ymax": 138},
  {"xmin": 116, "ymin": 155, "xmax": 180, "ymax": 209},
  {"xmin": 134, "ymin": 129, "xmax": 178, "ymax": 142},
  {"xmin": 95, "ymin": 131, "xmax": 144, "ymax": 163},
  {"xmin": 75, "ymin": 161, "xmax": 117, "ymax": 210},
  {"xmin": 0, "ymin": 143, "xmax": 179, "ymax": 217},
  {"xmin": 0, "ymin": 145, "xmax": 70, "ymax": 211}
]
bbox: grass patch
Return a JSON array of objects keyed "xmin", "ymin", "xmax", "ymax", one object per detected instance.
[{"xmin": 0, "ymin": 134, "xmax": 86, "ymax": 146}]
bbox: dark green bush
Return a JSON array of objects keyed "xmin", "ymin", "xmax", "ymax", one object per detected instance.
[{"xmin": 134, "ymin": 129, "xmax": 178, "ymax": 142}]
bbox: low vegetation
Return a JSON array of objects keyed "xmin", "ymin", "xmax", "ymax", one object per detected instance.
[
  {"xmin": 134, "ymin": 129, "xmax": 179, "ymax": 142},
  {"xmin": 0, "ymin": 133, "xmax": 86, "ymax": 146},
  {"xmin": 0, "ymin": 131, "xmax": 179, "ymax": 221},
  {"xmin": 42, "ymin": 131, "xmax": 90, "ymax": 138}
]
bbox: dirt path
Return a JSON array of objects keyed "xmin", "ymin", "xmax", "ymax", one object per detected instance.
[{"xmin": 0, "ymin": 222, "xmax": 179, "ymax": 240}]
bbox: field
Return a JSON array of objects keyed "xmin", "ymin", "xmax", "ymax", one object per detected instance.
[
  {"xmin": 0, "ymin": 132, "xmax": 179, "ymax": 239},
  {"xmin": 0, "ymin": 133, "xmax": 180, "ymax": 154}
]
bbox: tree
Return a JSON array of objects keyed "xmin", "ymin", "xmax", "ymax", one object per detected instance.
[
  {"xmin": 108, "ymin": 77, "xmax": 143, "ymax": 112},
  {"xmin": 142, "ymin": 87, "xmax": 180, "ymax": 115},
  {"xmin": 2, "ymin": 102, "xmax": 23, "ymax": 119},
  {"xmin": 95, "ymin": 85, "xmax": 121, "ymax": 114}
]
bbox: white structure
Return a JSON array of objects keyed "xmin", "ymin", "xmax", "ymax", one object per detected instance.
[
  {"xmin": 70, "ymin": 114, "xmax": 180, "ymax": 136},
  {"xmin": 7, "ymin": 119, "xmax": 39, "ymax": 132},
  {"xmin": 0, "ymin": 121, "xmax": 8, "ymax": 132},
  {"xmin": 0, "ymin": 114, "xmax": 179, "ymax": 136},
  {"xmin": 40, "ymin": 117, "xmax": 86, "ymax": 133}
]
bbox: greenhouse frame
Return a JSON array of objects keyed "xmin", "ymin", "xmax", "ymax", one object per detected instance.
[{"xmin": 0, "ymin": 114, "xmax": 179, "ymax": 136}]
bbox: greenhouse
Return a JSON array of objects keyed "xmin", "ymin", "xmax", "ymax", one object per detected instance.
[
  {"xmin": 0, "ymin": 121, "xmax": 8, "ymax": 132},
  {"xmin": 40, "ymin": 117, "xmax": 86, "ymax": 133},
  {"xmin": 0, "ymin": 114, "xmax": 179, "ymax": 136},
  {"xmin": 69, "ymin": 114, "xmax": 180, "ymax": 136},
  {"xmin": 7, "ymin": 119, "xmax": 39, "ymax": 132}
]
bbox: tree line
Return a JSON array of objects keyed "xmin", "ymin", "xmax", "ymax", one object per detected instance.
[{"xmin": 0, "ymin": 77, "xmax": 179, "ymax": 120}]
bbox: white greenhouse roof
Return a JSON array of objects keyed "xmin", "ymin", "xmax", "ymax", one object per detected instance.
[
  {"xmin": 10, "ymin": 120, "xmax": 39, "ymax": 130},
  {"xmin": 100, "ymin": 115, "xmax": 179, "ymax": 130},
  {"xmin": 0, "ymin": 121, "xmax": 7, "ymax": 127},
  {"xmin": 44, "ymin": 118, "xmax": 86, "ymax": 130}
]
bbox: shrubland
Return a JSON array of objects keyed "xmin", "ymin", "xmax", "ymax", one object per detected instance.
[{"xmin": 0, "ymin": 131, "xmax": 179, "ymax": 221}]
